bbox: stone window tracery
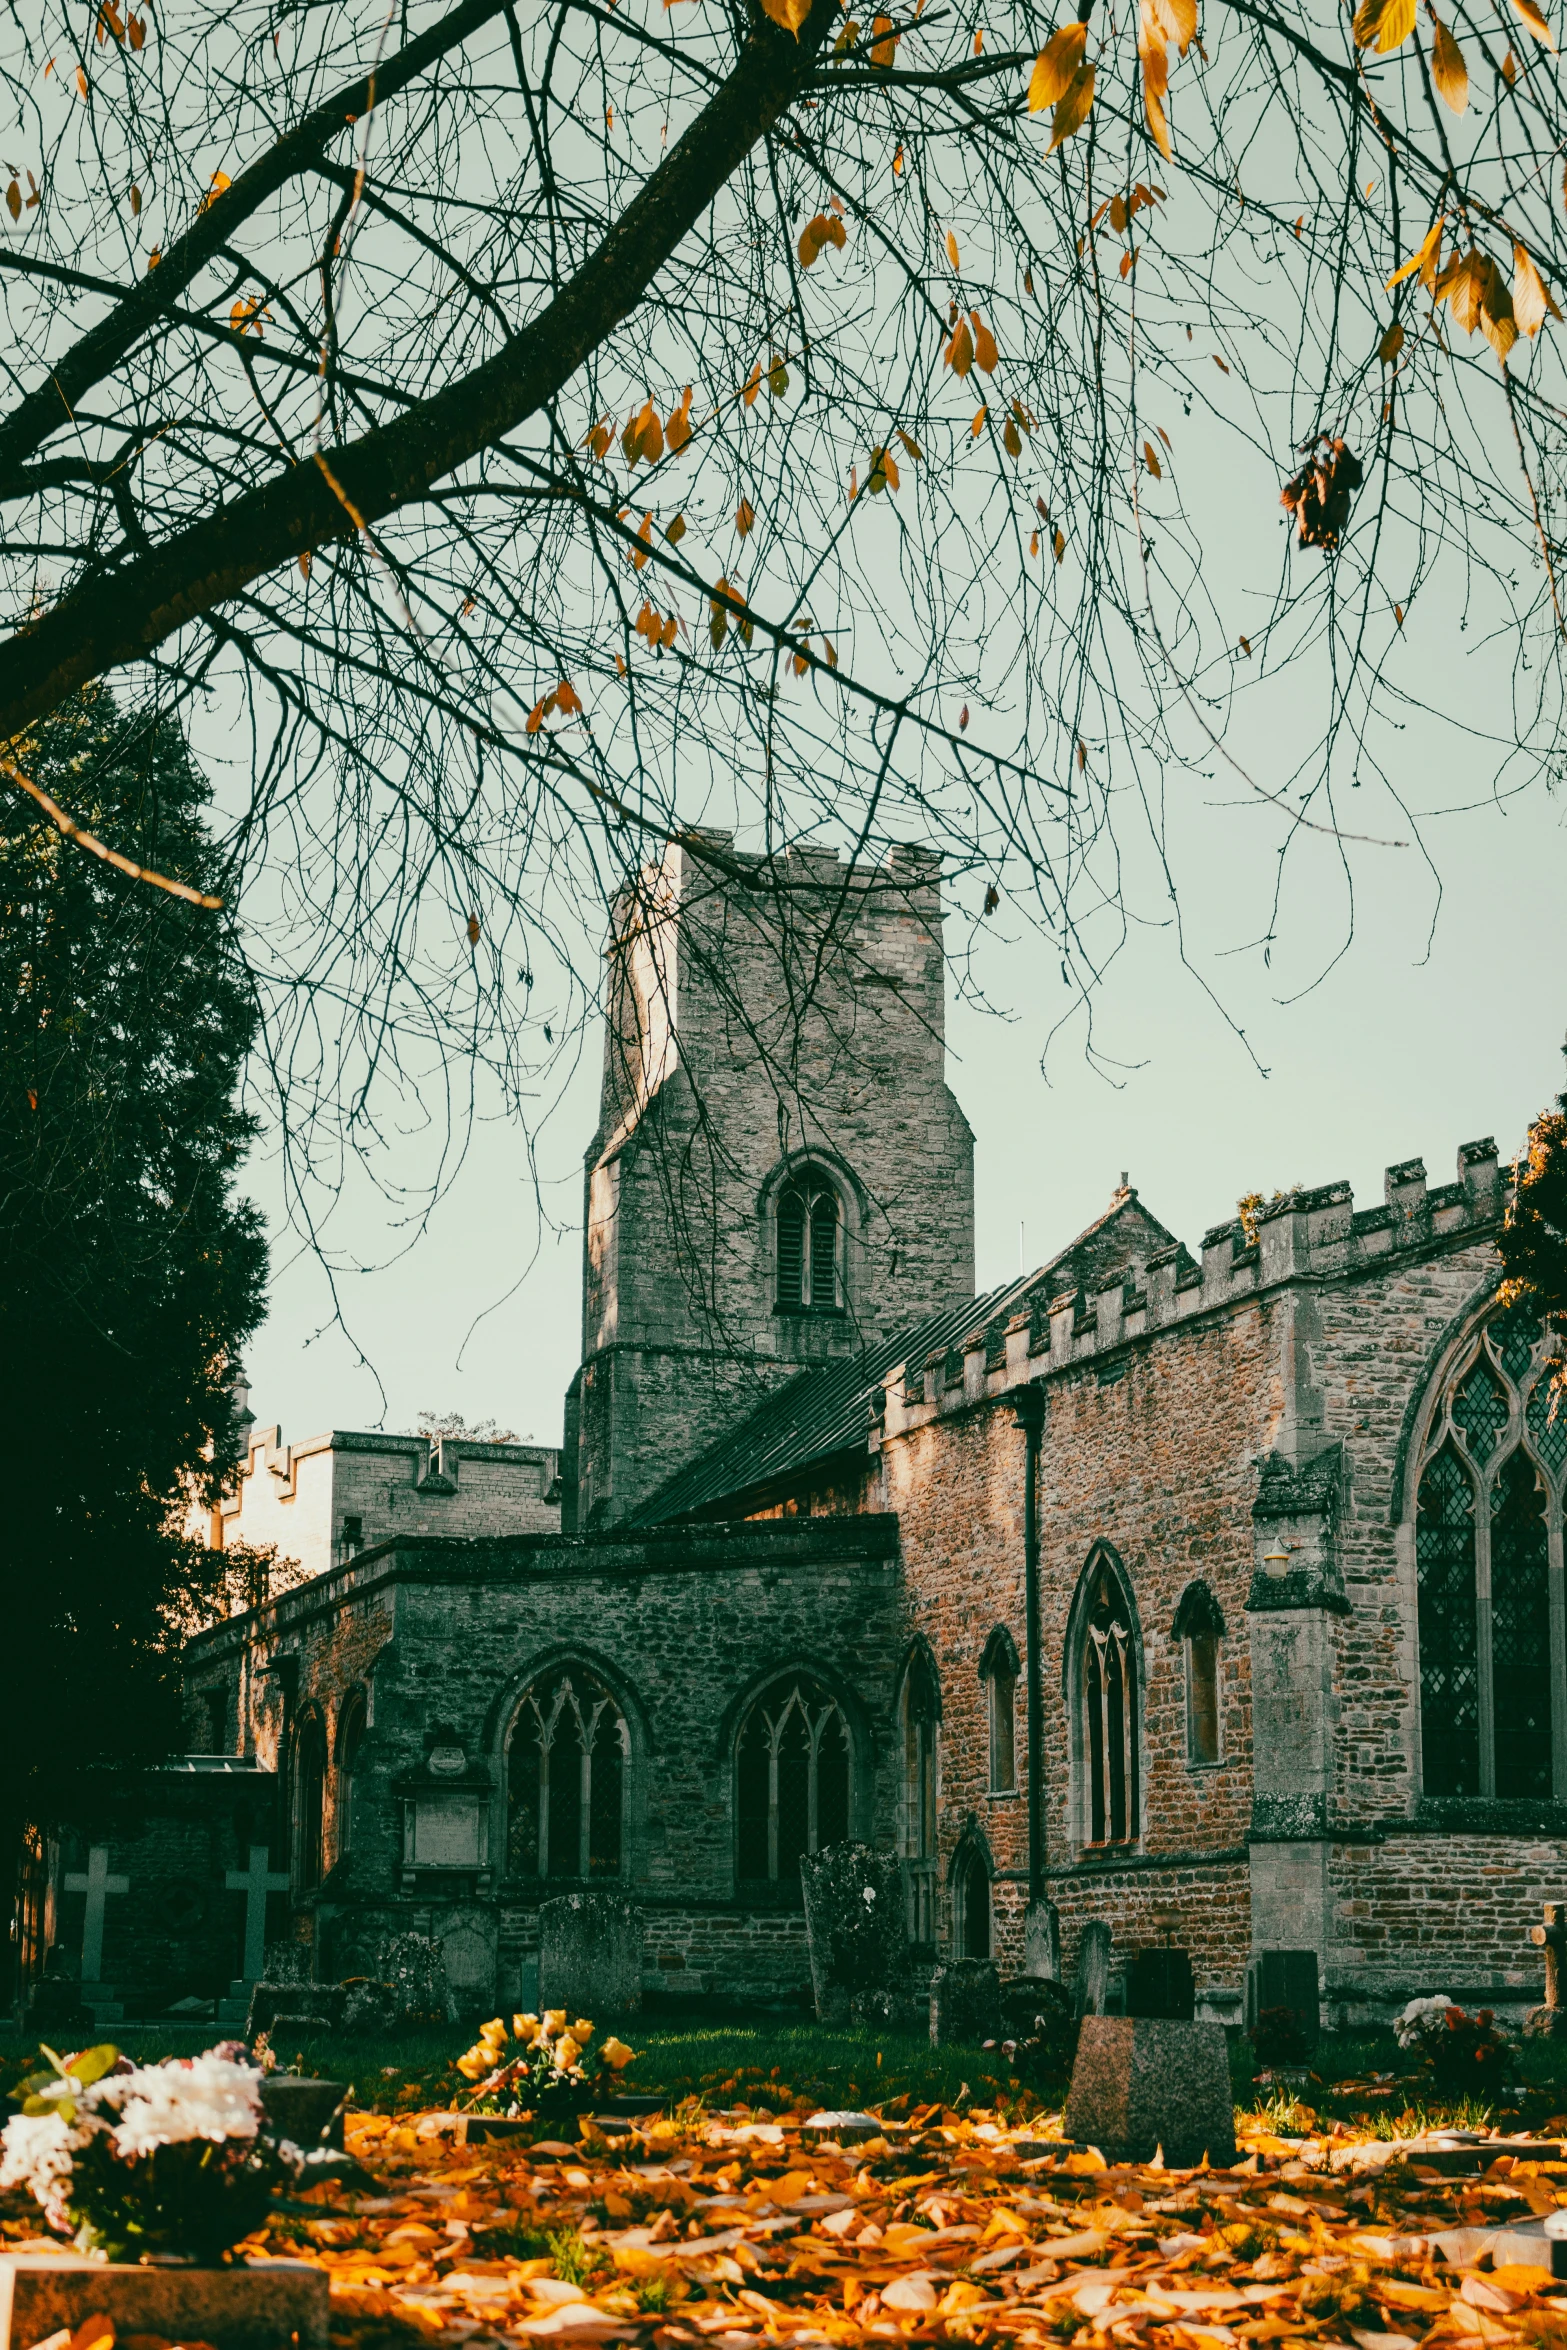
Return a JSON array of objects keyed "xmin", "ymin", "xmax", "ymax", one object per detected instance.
[
  {"xmin": 979, "ymin": 1627, "xmax": 1018, "ymax": 1794},
  {"xmin": 736, "ymin": 1675, "xmax": 851, "ymax": 1885},
  {"xmin": 899, "ymin": 1648, "xmax": 941, "ymax": 1941},
  {"xmin": 507, "ymin": 1665, "xmax": 628, "ymax": 1880},
  {"xmin": 1415, "ymin": 1300, "xmax": 1565, "ymax": 1799},
  {"xmin": 776, "ymin": 1177, "xmax": 841, "ymax": 1312},
  {"xmin": 1074, "ymin": 1552, "xmax": 1139, "ymax": 1847},
  {"xmin": 335, "ymin": 1690, "xmax": 367, "ymax": 1863}
]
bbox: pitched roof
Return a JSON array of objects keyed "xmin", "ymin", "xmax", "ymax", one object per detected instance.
[{"xmin": 631, "ymin": 1186, "xmax": 1182, "ymax": 1525}]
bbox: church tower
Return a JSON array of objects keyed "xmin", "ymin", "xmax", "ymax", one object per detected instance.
[{"xmin": 565, "ymin": 836, "xmax": 975, "ymax": 1527}]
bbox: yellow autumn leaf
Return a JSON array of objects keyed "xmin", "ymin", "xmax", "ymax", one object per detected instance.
[
  {"xmin": 666, "ymin": 512, "xmax": 687, "ymax": 544},
  {"xmin": 666, "ymin": 387, "xmax": 693, "ymax": 450},
  {"xmin": 869, "ymin": 13, "xmax": 898, "ymax": 61},
  {"xmin": 945, "ymin": 316, "xmax": 975, "ymax": 374},
  {"xmin": 1003, "ymin": 415, "xmax": 1022, "ymax": 456},
  {"xmin": 1143, "ymin": 438, "xmax": 1162, "ymax": 476},
  {"xmin": 971, "ymin": 405, "xmax": 988, "ymax": 434},
  {"xmin": 1429, "ymin": 12, "xmax": 1469, "ymax": 107},
  {"xmin": 1513, "ymin": 243, "xmax": 1562, "ymax": 335},
  {"xmin": 1049, "ymin": 61, "xmax": 1095, "ymax": 147},
  {"xmin": 1026, "ymin": 20, "xmax": 1086, "ymax": 109},
  {"xmin": 972, "ymin": 313, "xmax": 999, "ymax": 370},
  {"xmin": 736, "ymin": 497, "xmax": 756, "ymax": 535},
  {"xmin": 1352, "ymin": 0, "xmax": 1415, "ymax": 51},
  {"xmin": 1385, "ymin": 216, "xmax": 1441, "ymax": 291},
  {"xmin": 1378, "ymin": 318, "xmax": 1404, "ymax": 362},
  {"xmin": 1512, "ymin": 0, "xmax": 1554, "ymax": 46},
  {"xmin": 946, "ymin": 229, "xmax": 961, "ymax": 269},
  {"xmin": 759, "ymin": 0, "xmax": 812, "ymax": 35},
  {"xmin": 1053, "ymin": 526, "xmax": 1066, "ymax": 561}
]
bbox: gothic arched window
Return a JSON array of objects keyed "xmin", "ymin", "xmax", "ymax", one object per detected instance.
[
  {"xmin": 1414, "ymin": 1300, "xmax": 1564, "ymax": 1799},
  {"xmin": 776, "ymin": 1178, "xmax": 841, "ymax": 1312},
  {"xmin": 736, "ymin": 1675, "xmax": 851, "ymax": 1884},
  {"xmin": 900, "ymin": 1647, "xmax": 941, "ymax": 1941},
  {"xmin": 1171, "ymin": 1581, "xmax": 1225, "ymax": 1769},
  {"xmin": 335, "ymin": 1690, "xmax": 368, "ymax": 1863},
  {"xmin": 293, "ymin": 1710, "xmax": 327, "ymax": 1893},
  {"xmin": 1075, "ymin": 1553, "xmax": 1139, "ymax": 1847},
  {"xmin": 507, "ymin": 1665, "xmax": 628, "ymax": 1880},
  {"xmin": 979, "ymin": 1627, "xmax": 1019, "ymax": 1794},
  {"xmin": 952, "ymin": 1841, "xmax": 992, "ymax": 1959}
]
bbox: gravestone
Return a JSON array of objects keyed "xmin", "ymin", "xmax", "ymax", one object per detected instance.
[
  {"xmin": 1127, "ymin": 1946, "xmax": 1196, "ymax": 2021},
  {"xmin": 799, "ymin": 1842, "xmax": 908, "ymax": 2026},
  {"xmin": 1073, "ymin": 1920, "xmax": 1112, "ymax": 2017},
  {"xmin": 930, "ymin": 1957, "xmax": 1001, "ymax": 2046},
  {"xmin": 1023, "ymin": 1899, "xmax": 1060, "ymax": 1979},
  {"xmin": 246, "ymin": 1981, "xmax": 347, "ymax": 2042},
  {"xmin": 0, "ymin": 2254, "xmax": 328, "ymax": 2350},
  {"xmin": 1064, "ymin": 2016, "xmax": 1236, "ymax": 2167},
  {"xmin": 1245, "ymin": 1948, "xmax": 1320, "ymax": 2051},
  {"xmin": 537, "ymin": 1889, "xmax": 643, "ymax": 2019},
  {"xmin": 260, "ymin": 2076, "xmax": 349, "ymax": 2152}
]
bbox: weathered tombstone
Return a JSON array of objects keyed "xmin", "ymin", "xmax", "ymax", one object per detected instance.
[
  {"xmin": 1245, "ymin": 1948, "xmax": 1320, "ymax": 2051},
  {"xmin": 1527, "ymin": 1904, "xmax": 1567, "ymax": 2038},
  {"xmin": 1023, "ymin": 1899, "xmax": 1060, "ymax": 1980},
  {"xmin": 260, "ymin": 2076, "xmax": 349, "ymax": 2152},
  {"xmin": 930, "ymin": 1956, "xmax": 1002, "ymax": 2046},
  {"xmin": 246, "ymin": 1981, "xmax": 347, "ymax": 2042},
  {"xmin": 1072, "ymin": 1920, "xmax": 1112, "ymax": 2017},
  {"xmin": 1063, "ymin": 2016, "xmax": 1237, "ymax": 2167},
  {"xmin": 537, "ymin": 1889, "xmax": 643, "ymax": 2018},
  {"xmin": 1127, "ymin": 1947, "xmax": 1196, "ymax": 2021},
  {"xmin": 0, "ymin": 2253, "xmax": 328, "ymax": 2350},
  {"xmin": 799, "ymin": 1842, "xmax": 907, "ymax": 2026}
]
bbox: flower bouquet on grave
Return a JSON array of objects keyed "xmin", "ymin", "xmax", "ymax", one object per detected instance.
[
  {"xmin": 0, "ymin": 2042, "xmax": 292, "ymax": 2263},
  {"xmin": 453, "ymin": 2011, "xmax": 636, "ymax": 2126},
  {"xmin": 1394, "ymin": 1994, "xmax": 1512, "ymax": 2088}
]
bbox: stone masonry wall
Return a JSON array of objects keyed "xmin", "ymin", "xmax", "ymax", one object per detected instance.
[
  {"xmin": 184, "ymin": 1519, "xmax": 904, "ymax": 2005},
  {"xmin": 575, "ymin": 840, "xmax": 976, "ymax": 1525}
]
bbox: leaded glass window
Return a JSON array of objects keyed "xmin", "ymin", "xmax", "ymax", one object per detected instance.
[
  {"xmin": 507, "ymin": 1667, "xmax": 627, "ymax": 1880},
  {"xmin": 737, "ymin": 1677, "xmax": 850, "ymax": 1885},
  {"xmin": 1414, "ymin": 1305, "xmax": 1566, "ymax": 1799},
  {"xmin": 1079, "ymin": 1558, "xmax": 1138, "ymax": 1846}
]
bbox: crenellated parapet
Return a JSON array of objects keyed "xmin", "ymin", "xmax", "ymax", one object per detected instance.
[{"xmin": 878, "ymin": 1137, "xmax": 1508, "ymax": 1442}]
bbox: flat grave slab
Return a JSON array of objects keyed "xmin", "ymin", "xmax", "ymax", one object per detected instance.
[{"xmin": 0, "ymin": 2251, "xmax": 328, "ymax": 2350}]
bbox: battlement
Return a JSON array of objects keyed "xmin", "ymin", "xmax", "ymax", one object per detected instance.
[{"xmin": 877, "ymin": 1136, "xmax": 1509, "ymax": 1441}]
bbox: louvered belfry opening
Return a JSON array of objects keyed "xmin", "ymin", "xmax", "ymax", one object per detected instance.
[
  {"xmin": 1415, "ymin": 1301, "xmax": 1565, "ymax": 1799},
  {"xmin": 776, "ymin": 1177, "xmax": 841, "ymax": 1311}
]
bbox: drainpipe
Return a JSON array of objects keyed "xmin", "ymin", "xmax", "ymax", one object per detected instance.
[{"xmin": 1011, "ymin": 1383, "xmax": 1047, "ymax": 1905}]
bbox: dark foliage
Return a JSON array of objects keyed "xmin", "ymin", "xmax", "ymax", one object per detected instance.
[{"xmin": 0, "ymin": 687, "xmax": 265, "ymax": 1826}]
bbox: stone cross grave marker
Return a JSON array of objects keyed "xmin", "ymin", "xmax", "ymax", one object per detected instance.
[
  {"xmin": 1527, "ymin": 1901, "xmax": 1567, "ymax": 2037},
  {"xmin": 226, "ymin": 1846, "xmax": 292, "ymax": 1985},
  {"xmin": 63, "ymin": 1846, "xmax": 128, "ymax": 1984}
]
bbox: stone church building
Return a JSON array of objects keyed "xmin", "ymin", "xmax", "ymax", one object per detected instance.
[{"xmin": 30, "ymin": 840, "xmax": 1563, "ymax": 2028}]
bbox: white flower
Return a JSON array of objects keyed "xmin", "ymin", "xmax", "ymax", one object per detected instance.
[
  {"xmin": 0, "ymin": 2110, "xmax": 97, "ymax": 2230},
  {"xmin": 97, "ymin": 2047, "xmax": 263, "ymax": 2160},
  {"xmin": 1394, "ymin": 1993, "xmax": 1455, "ymax": 2047}
]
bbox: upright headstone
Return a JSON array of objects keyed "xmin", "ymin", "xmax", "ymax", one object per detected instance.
[
  {"xmin": 63, "ymin": 1846, "xmax": 129, "ymax": 1988},
  {"xmin": 1023, "ymin": 1899, "xmax": 1060, "ymax": 1980},
  {"xmin": 1244, "ymin": 1949, "xmax": 1320, "ymax": 2050},
  {"xmin": 1064, "ymin": 2016, "xmax": 1237, "ymax": 2167},
  {"xmin": 226, "ymin": 1846, "xmax": 291, "ymax": 1987},
  {"xmin": 930, "ymin": 1957, "xmax": 1002, "ymax": 2046},
  {"xmin": 1127, "ymin": 1947, "xmax": 1196, "ymax": 2021},
  {"xmin": 1073, "ymin": 1920, "xmax": 1112, "ymax": 2017},
  {"xmin": 1527, "ymin": 1905, "xmax": 1567, "ymax": 2038},
  {"xmin": 537, "ymin": 1890, "xmax": 643, "ymax": 2019},
  {"xmin": 799, "ymin": 1843, "xmax": 908, "ymax": 2026}
]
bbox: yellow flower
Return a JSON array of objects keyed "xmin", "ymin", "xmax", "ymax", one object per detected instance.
[
  {"xmin": 554, "ymin": 2034, "xmax": 583, "ymax": 2071},
  {"xmin": 480, "ymin": 2016, "xmax": 509, "ymax": 2045},
  {"xmin": 513, "ymin": 2013, "xmax": 541, "ymax": 2044},
  {"xmin": 455, "ymin": 2048, "xmax": 491, "ymax": 2080},
  {"xmin": 572, "ymin": 2019, "xmax": 594, "ymax": 2043},
  {"xmin": 541, "ymin": 2009, "xmax": 567, "ymax": 2039},
  {"xmin": 601, "ymin": 2037, "xmax": 636, "ymax": 2071}
]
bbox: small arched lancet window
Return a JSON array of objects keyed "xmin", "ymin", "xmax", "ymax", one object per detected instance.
[
  {"xmin": 900, "ymin": 1647, "xmax": 941, "ymax": 1941},
  {"xmin": 952, "ymin": 1841, "xmax": 991, "ymax": 1959},
  {"xmin": 736, "ymin": 1675, "xmax": 851, "ymax": 1885},
  {"xmin": 979, "ymin": 1627, "xmax": 1019, "ymax": 1794},
  {"xmin": 507, "ymin": 1665, "xmax": 628, "ymax": 1880},
  {"xmin": 776, "ymin": 1177, "xmax": 841, "ymax": 1312},
  {"xmin": 336, "ymin": 1690, "xmax": 367, "ymax": 1863},
  {"xmin": 1414, "ymin": 1300, "xmax": 1563, "ymax": 1799},
  {"xmin": 293, "ymin": 1711, "xmax": 327, "ymax": 1893},
  {"xmin": 1171, "ymin": 1581, "xmax": 1225, "ymax": 1769},
  {"xmin": 1077, "ymin": 1555, "xmax": 1139, "ymax": 1848}
]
